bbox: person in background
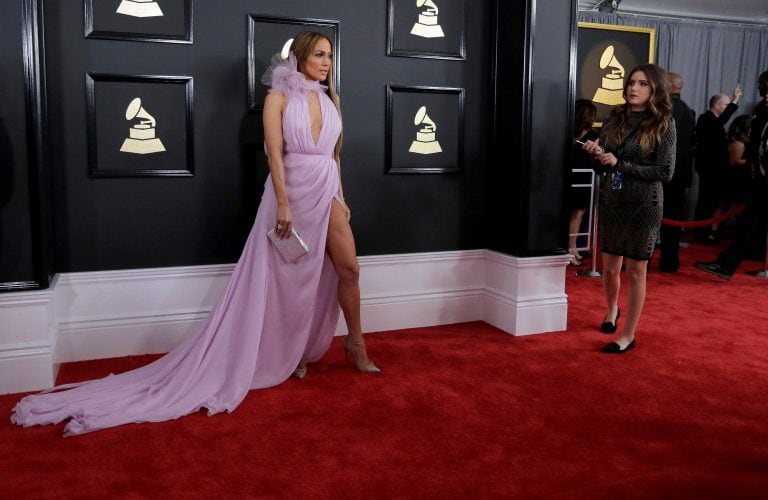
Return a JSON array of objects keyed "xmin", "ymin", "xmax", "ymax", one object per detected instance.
[
  {"xmin": 725, "ymin": 114, "xmax": 754, "ymax": 200},
  {"xmin": 745, "ymin": 72, "xmax": 768, "ymax": 178},
  {"xmin": 659, "ymin": 72, "xmax": 695, "ymax": 272},
  {"xmin": 581, "ymin": 64, "xmax": 675, "ymax": 354},
  {"xmin": 696, "ymin": 70, "xmax": 768, "ymax": 279},
  {"xmin": 566, "ymin": 99, "xmax": 599, "ymax": 266},
  {"xmin": 708, "ymin": 114, "xmax": 752, "ymax": 238},
  {"xmin": 693, "ymin": 87, "xmax": 742, "ymax": 241}
]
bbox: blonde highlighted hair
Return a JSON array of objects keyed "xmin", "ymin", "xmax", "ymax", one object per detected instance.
[{"xmin": 291, "ymin": 31, "xmax": 343, "ymax": 159}]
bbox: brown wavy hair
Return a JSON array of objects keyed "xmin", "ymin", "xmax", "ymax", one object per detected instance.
[
  {"xmin": 727, "ymin": 114, "xmax": 752, "ymax": 144},
  {"xmin": 291, "ymin": 31, "xmax": 343, "ymax": 159},
  {"xmin": 601, "ymin": 64, "xmax": 672, "ymax": 151}
]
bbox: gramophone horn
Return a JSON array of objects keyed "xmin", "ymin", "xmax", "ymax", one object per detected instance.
[
  {"xmin": 125, "ymin": 98, "xmax": 156, "ymax": 127},
  {"xmin": 414, "ymin": 105, "xmax": 428, "ymax": 125},
  {"xmin": 125, "ymin": 97, "xmax": 143, "ymax": 120},
  {"xmin": 599, "ymin": 45, "xmax": 624, "ymax": 74}
]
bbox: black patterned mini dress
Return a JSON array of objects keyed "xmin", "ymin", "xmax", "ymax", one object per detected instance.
[{"xmin": 598, "ymin": 111, "xmax": 676, "ymax": 260}]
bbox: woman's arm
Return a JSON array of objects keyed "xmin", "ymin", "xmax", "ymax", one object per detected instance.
[
  {"xmin": 334, "ymin": 153, "xmax": 344, "ymax": 199},
  {"xmin": 334, "ymin": 97, "xmax": 345, "ymax": 201},
  {"xmin": 728, "ymin": 141, "xmax": 746, "ymax": 167},
  {"xmin": 263, "ymin": 91, "xmax": 292, "ymax": 238},
  {"xmin": 333, "ymin": 153, "xmax": 351, "ymax": 220},
  {"xmin": 332, "ymin": 96, "xmax": 350, "ymax": 219}
]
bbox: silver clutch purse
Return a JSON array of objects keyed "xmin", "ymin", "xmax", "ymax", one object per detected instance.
[{"xmin": 267, "ymin": 228, "xmax": 309, "ymax": 263}]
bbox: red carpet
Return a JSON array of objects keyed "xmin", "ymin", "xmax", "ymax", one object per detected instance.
[{"xmin": 1, "ymin": 240, "xmax": 767, "ymax": 498}]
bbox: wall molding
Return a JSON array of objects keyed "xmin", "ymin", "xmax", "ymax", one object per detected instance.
[
  {"xmin": 0, "ymin": 288, "xmax": 56, "ymax": 394},
  {"xmin": 0, "ymin": 250, "xmax": 570, "ymax": 394}
]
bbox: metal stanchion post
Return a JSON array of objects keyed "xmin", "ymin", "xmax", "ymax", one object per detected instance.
[
  {"xmin": 746, "ymin": 228, "xmax": 768, "ymax": 279},
  {"xmin": 577, "ymin": 173, "xmax": 602, "ymax": 278}
]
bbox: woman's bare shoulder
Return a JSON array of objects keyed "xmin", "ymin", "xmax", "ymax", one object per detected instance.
[{"xmin": 264, "ymin": 91, "xmax": 287, "ymax": 110}]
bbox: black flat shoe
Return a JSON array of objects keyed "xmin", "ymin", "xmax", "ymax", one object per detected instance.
[
  {"xmin": 600, "ymin": 309, "xmax": 620, "ymax": 334},
  {"xmin": 602, "ymin": 339, "xmax": 635, "ymax": 354}
]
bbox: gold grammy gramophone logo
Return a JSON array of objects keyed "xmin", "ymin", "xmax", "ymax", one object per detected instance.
[
  {"xmin": 410, "ymin": 0, "xmax": 445, "ymax": 38},
  {"xmin": 120, "ymin": 98, "xmax": 166, "ymax": 154},
  {"xmin": 409, "ymin": 105, "xmax": 442, "ymax": 154},
  {"xmin": 117, "ymin": 0, "xmax": 164, "ymax": 18},
  {"xmin": 591, "ymin": 45, "xmax": 626, "ymax": 106}
]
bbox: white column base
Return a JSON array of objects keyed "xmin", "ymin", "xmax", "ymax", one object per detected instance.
[
  {"xmin": 483, "ymin": 251, "xmax": 569, "ymax": 335},
  {"xmin": 0, "ymin": 289, "xmax": 57, "ymax": 394}
]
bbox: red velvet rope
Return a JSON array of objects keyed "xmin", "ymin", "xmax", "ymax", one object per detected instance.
[{"xmin": 661, "ymin": 203, "xmax": 747, "ymax": 228}]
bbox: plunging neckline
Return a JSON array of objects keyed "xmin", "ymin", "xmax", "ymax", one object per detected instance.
[{"xmin": 307, "ymin": 90, "xmax": 324, "ymax": 147}]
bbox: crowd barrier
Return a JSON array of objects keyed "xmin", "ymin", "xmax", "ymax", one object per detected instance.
[{"xmin": 568, "ymin": 174, "xmax": 766, "ymax": 280}]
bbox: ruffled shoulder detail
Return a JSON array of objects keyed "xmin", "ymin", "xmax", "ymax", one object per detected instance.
[{"xmin": 261, "ymin": 52, "xmax": 327, "ymax": 97}]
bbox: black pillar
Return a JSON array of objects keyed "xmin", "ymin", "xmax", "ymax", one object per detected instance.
[
  {"xmin": 0, "ymin": 0, "xmax": 52, "ymax": 291},
  {"xmin": 489, "ymin": 0, "xmax": 576, "ymax": 256}
]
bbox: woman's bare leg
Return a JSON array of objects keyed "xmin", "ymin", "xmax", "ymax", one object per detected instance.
[
  {"xmin": 326, "ymin": 200, "xmax": 374, "ymax": 367},
  {"xmin": 601, "ymin": 252, "xmax": 622, "ymax": 323},
  {"xmin": 617, "ymin": 257, "xmax": 647, "ymax": 348},
  {"xmin": 569, "ymin": 208, "xmax": 586, "ymax": 254}
]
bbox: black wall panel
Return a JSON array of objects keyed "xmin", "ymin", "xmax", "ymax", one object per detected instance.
[
  {"xmin": 0, "ymin": 0, "xmax": 51, "ymax": 290},
  {"xmin": 489, "ymin": 0, "xmax": 575, "ymax": 256},
  {"xmin": 40, "ymin": 0, "xmax": 492, "ymax": 272},
  {"xmin": 1, "ymin": 0, "xmax": 576, "ymax": 281},
  {"xmin": 527, "ymin": 0, "xmax": 575, "ymax": 252},
  {"xmin": 0, "ymin": 2, "xmax": 34, "ymax": 286}
]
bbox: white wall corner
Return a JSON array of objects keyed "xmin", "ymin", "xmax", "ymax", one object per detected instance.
[
  {"xmin": 482, "ymin": 251, "xmax": 570, "ymax": 335},
  {"xmin": 0, "ymin": 289, "xmax": 57, "ymax": 395}
]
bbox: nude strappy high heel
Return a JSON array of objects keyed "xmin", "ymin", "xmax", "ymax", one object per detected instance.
[
  {"xmin": 342, "ymin": 335, "xmax": 381, "ymax": 373},
  {"xmin": 291, "ymin": 363, "xmax": 307, "ymax": 379}
]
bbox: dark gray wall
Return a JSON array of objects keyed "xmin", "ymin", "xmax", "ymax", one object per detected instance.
[
  {"xmin": 489, "ymin": 0, "xmax": 575, "ymax": 256},
  {"xmin": 1, "ymin": 0, "xmax": 577, "ymax": 285},
  {"xmin": 1, "ymin": 0, "xmax": 50, "ymax": 290},
  {"xmin": 0, "ymin": 1, "xmax": 34, "ymax": 284},
  {"xmin": 41, "ymin": 0, "xmax": 492, "ymax": 272},
  {"xmin": 528, "ymin": 0, "xmax": 576, "ymax": 252}
]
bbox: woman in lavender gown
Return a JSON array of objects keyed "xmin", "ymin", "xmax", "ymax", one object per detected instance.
[{"xmin": 11, "ymin": 31, "xmax": 378, "ymax": 437}]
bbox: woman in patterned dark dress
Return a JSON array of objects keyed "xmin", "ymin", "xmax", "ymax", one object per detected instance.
[{"xmin": 581, "ymin": 64, "xmax": 676, "ymax": 353}]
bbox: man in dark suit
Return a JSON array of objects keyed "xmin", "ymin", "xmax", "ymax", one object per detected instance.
[
  {"xmin": 693, "ymin": 86, "xmax": 742, "ymax": 241},
  {"xmin": 659, "ymin": 72, "xmax": 696, "ymax": 272},
  {"xmin": 696, "ymin": 71, "xmax": 768, "ymax": 279}
]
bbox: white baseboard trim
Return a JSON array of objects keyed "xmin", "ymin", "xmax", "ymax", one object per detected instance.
[
  {"xmin": 0, "ymin": 250, "xmax": 570, "ymax": 394},
  {"xmin": 55, "ymin": 308, "xmax": 212, "ymax": 363}
]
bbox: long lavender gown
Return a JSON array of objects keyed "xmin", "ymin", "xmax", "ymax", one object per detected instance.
[{"xmin": 11, "ymin": 56, "xmax": 343, "ymax": 436}]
